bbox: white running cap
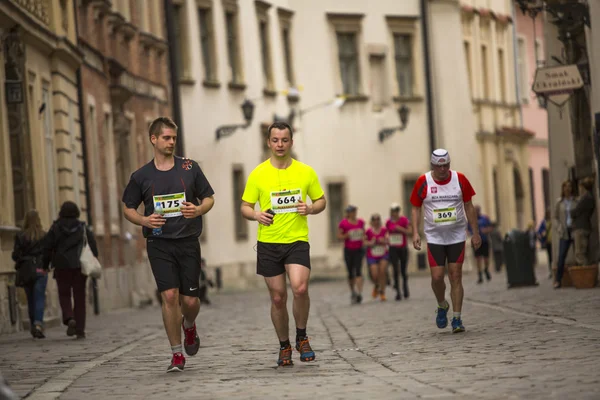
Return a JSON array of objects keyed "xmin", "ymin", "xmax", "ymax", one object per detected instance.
[{"xmin": 431, "ymin": 149, "xmax": 450, "ymax": 166}]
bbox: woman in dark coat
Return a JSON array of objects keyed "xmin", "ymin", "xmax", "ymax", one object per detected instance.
[
  {"xmin": 12, "ymin": 210, "xmax": 49, "ymax": 338},
  {"xmin": 45, "ymin": 201, "xmax": 98, "ymax": 338}
]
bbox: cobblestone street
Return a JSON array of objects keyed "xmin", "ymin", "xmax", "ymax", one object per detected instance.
[{"xmin": 1, "ymin": 265, "xmax": 599, "ymax": 400}]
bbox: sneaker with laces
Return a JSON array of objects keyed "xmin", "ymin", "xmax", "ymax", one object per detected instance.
[
  {"xmin": 371, "ymin": 286, "xmax": 378, "ymax": 299},
  {"xmin": 296, "ymin": 337, "xmax": 316, "ymax": 362},
  {"xmin": 277, "ymin": 345, "xmax": 293, "ymax": 366},
  {"xmin": 380, "ymin": 292, "xmax": 387, "ymax": 302},
  {"xmin": 182, "ymin": 320, "xmax": 200, "ymax": 356},
  {"xmin": 167, "ymin": 352, "xmax": 186, "ymax": 372},
  {"xmin": 436, "ymin": 302, "xmax": 450, "ymax": 329},
  {"xmin": 451, "ymin": 317, "xmax": 465, "ymax": 333}
]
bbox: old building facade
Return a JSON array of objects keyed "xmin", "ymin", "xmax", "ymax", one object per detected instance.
[
  {"xmin": 76, "ymin": 0, "xmax": 172, "ymax": 311},
  {"xmin": 172, "ymin": 0, "xmax": 487, "ymax": 287},
  {"xmin": 0, "ymin": 0, "xmax": 84, "ymax": 333}
]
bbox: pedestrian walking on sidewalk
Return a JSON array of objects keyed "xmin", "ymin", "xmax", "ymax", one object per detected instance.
[
  {"xmin": 338, "ymin": 205, "xmax": 366, "ymax": 304},
  {"xmin": 410, "ymin": 149, "xmax": 481, "ymax": 333},
  {"xmin": 45, "ymin": 201, "xmax": 98, "ymax": 339},
  {"xmin": 554, "ymin": 180, "xmax": 575, "ymax": 289},
  {"xmin": 240, "ymin": 121, "xmax": 326, "ymax": 367},
  {"xmin": 12, "ymin": 210, "xmax": 50, "ymax": 338},
  {"xmin": 122, "ymin": 117, "xmax": 215, "ymax": 372},
  {"xmin": 537, "ymin": 209, "xmax": 553, "ymax": 278},
  {"xmin": 386, "ymin": 203, "xmax": 411, "ymax": 300},
  {"xmin": 469, "ymin": 206, "xmax": 492, "ymax": 283}
]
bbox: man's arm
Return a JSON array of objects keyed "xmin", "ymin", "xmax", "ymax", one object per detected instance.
[
  {"xmin": 464, "ymin": 201, "xmax": 479, "ymax": 235},
  {"xmin": 182, "ymin": 196, "xmax": 215, "ymax": 218},
  {"xmin": 123, "ymin": 206, "xmax": 164, "ymax": 229},
  {"xmin": 309, "ymin": 196, "xmax": 326, "ymax": 215},
  {"xmin": 241, "ymin": 201, "xmax": 274, "ymax": 226},
  {"xmin": 411, "ymin": 207, "xmax": 421, "ymax": 236}
]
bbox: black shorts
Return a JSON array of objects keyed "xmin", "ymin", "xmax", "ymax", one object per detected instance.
[
  {"xmin": 344, "ymin": 248, "xmax": 364, "ymax": 279},
  {"xmin": 427, "ymin": 242, "xmax": 465, "ymax": 267},
  {"xmin": 147, "ymin": 237, "xmax": 201, "ymax": 296},
  {"xmin": 474, "ymin": 241, "xmax": 490, "ymax": 258},
  {"xmin": 257, "ymin": 241, "xmax": 311, "ymax": 277}
]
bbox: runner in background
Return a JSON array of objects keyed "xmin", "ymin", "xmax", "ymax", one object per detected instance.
[
  {"xmin": 338, "ymin": 205, "xmax": 366, "ymax": 304},
  {"xmin": 386, "ymin": 203, "xmax": 411, "ymax": 301},
  {"xmin": 365, "ymin": 214, "xmax": 389, "ymax": 302}
]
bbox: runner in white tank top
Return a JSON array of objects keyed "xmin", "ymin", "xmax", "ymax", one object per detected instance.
[{"xmin": 410, "ymin": 149, "xmax": 481, "ymax": 334}]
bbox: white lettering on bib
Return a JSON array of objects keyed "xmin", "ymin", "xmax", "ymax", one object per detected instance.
[
  {"xmin": 371, "ymin": 245, "xmax": 386, "ymax": 257},
  {"xmin": 433, "ymin": 207, "xmax": 457, "ymax": 224},
  {"xmin": 389, "ymin": 234, "xmax": 404, "ymax": 246},
  {"xmin": 270, "ymin": 189, "xmax": 302, "ymax": 214},
  {"xmin": 153, "ymin": 192, "xmax": 186, "ymax": 218},
  {"xmin": 348, "ymin": 229, "xmax": 364, "ymax": 241}
]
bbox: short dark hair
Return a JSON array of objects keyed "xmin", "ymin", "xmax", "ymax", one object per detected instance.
[
  {"xmin": 149, "ymin": 117, "xmax": 178, "ymax": 140},
  {"xmin": 267, "ymin": 121, "xmax": 293, "ymax": 139},
  {"xmin": 59, "ymin": 201, "xmax": 80, "ymax": 219},
  {"xmin": 580, "ymin": 177, "xmax": 594, "ymax": 192}
]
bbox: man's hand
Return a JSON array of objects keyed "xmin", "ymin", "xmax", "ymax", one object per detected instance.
[
  {"xmin": 181, "ymin": 202, "xmax": 201, "ymax": 219},
  {"xmin": 297, "ymin": 200, "xmax": 312, "ymax": 216},
  {"xmin": 143, "ymin": 213, "xmax": 166, "ymax": 229},
  {"xmin": 255, "ymin": 211, "xmax": 274, "ymax": 226},
  {"xmin": 471, "ymin": 233, "xmax": 482, "ymax": 250},
  {"xmin": 413, "ymin": 232, "xmax": 422, "ymax": 251}
]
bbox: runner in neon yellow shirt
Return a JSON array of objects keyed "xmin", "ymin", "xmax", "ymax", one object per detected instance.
[{"xmin": 241, "ymin": 121, "xmax": 326, "ymax": 367}]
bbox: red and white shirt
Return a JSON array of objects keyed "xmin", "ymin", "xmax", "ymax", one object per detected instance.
[{"xmin": 410, "ymin": 170, "xmax": 475, "ymax": 245}]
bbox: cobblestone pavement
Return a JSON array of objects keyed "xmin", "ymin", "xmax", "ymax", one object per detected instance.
[{"xmin": 1, "ymin": 264, "xmax": 599, "ymax": 400}]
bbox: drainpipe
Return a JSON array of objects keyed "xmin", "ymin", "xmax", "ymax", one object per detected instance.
[
  {"xmin": 73, "ymin": 1, "xmax": 100, "ymax": 315},
  {"xmin": 420, "ymin": 0, "xmax": 436, "ymax": 153},
  {"xmin": 164, "ymin": 0, "xmax": 185, "ymax": 157},
  {"xmin": 510, "ymin": 1, "xmax": 524, "ymax": 128}
]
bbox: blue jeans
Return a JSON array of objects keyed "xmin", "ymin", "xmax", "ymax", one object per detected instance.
[
  {"xmin": 24, "ymin": 273, "xmax": 48, "ymax": 327},
  {"xmin": 556, "ymin": 237, "xmax": 573, "ymax": 284}
]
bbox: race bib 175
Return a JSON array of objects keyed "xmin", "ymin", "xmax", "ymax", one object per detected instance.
[{"xmin": 153, "ymin": 192, "xmax": 186, "ymax": 218}]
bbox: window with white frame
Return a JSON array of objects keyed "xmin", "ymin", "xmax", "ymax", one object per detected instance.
[
  {"xmin": 42, "ymin": 86, "xmax": 57, "ymax": 220},
  {"xmin": 256, "ymin": 1, "xmax": 274, "ymax": 92},
  {"xmin": 393, "ymin": 34, "xmax": 413, "ymax": 98},
  {"xmin": 197, "ymin": 0, "xmax": 218, "ymax": 84},
  {"xmin": 498, "ymin": 48, "xmax": 506, "ymax": 103},
  {"xmin": 69, "ymin": 102, "xmax": 80, "ymax": 205},
  {"xmin": 224, "ymin": 0, "xmax": 244, "ymax": 86},
  {"xmin": 329, "ymin": 13, "xmax": 364, "ymax": 97},
  {"xmin": 517, "ymin": 37, "xmax": 529, "ymax": 103},
  {"xmin": 104, "ymin": 111, "xmax": 120, "ymax": 235},
  {"xmin": 327, "ymin": 182, "xmax": 345, "ymax": 244},
  {"xmin": 278, "ymin": 8, "xmax": 295, "ymax": 89},
  {"xmin": 88, "ymin": 102, "xmax": 105, "ymax": 235}
]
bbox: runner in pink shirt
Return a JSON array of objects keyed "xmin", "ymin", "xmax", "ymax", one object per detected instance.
[
  {"xmin": 386, "ymin": 203, "xmax": 411, "ymax": 301},
  {"xmin": 337, "ymin": 205, "xmax": 366, "ymax": 304},
  {"xmin": 365, "ymin": 214, "xmax": 389, "ymax": 301}
]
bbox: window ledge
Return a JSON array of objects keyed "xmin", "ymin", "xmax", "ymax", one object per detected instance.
[
  {"xmin": 179, "ymin": 77, "xmax": 196, "ymax": 86},
  {"xmin": 393, "ymin": 96, "xmax": 423, "ymax": 103},
  {"xmin": 203, "ymin": 80, "xmax": 221, "ymax": 89},
  {"xmin": 339, "ymin": 94, "xmax": 369, "ymax": 103},
  {"xmin": 263, "ymin": 88, "xmax": 278, "ymax": 97},
  {"xmin": 228, "ymin": 81, "xmax": 247, "ymax": 91}
]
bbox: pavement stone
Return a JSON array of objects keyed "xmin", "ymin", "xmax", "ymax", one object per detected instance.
[{"xmin": 1, "ymin": 264, "xmax": 599, "ymax": 399}]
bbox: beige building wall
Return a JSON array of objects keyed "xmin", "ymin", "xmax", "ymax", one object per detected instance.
[
  {"xmin": 0, "ymin": 1, "xmax": 84, "ymax": 333},
  {"xmin": 177, "ymin": 0, "xmax": 434, "ymax": 287},
  {"xmin": 459, "ymin": 0, "xmax": 533, "ymax": 235}
]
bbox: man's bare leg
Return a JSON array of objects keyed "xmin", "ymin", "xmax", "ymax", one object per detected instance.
[
  {"xmin": 264, "ymin": 274, "xmax": 289, "ymax": 341},
  {"xmin": 161, "ymin": 289, "xmax": 182, "ymax": 346},
  {"xmin": 447, "ymin": 262, "xmax": 464, "ymax": 312},
  {"xmin": 286, "ymin": 263, "xmax": 315, "ymax": 361}
]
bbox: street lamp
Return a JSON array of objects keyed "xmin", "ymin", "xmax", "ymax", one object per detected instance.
[
  {"xmin": 378, "ymin": 104, "xmax": 411, "ymax": 143},
  {"xmin": 215, "ymin": 99, "xmax": 255, "ymax": 141}
]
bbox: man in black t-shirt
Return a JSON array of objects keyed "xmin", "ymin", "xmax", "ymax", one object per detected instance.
[{"xmin": 122, "ymin": 117, "xmax": 215, "ymax": 373}]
